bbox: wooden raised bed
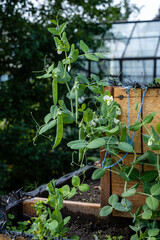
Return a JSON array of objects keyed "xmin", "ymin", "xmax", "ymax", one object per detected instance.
[{"xmin": 22, "ymin": 87, "xmax": 160, "ymax": 219}]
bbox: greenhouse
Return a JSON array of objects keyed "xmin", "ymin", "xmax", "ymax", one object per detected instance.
[{"xmin": 83, "ymin": 20, "xmax": 160, "ymax": 86}]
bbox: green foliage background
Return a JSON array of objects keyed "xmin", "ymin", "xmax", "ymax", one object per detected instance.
[{"xmin": 0, "ymin": 0, "xmax": 136, "ymax": 193}]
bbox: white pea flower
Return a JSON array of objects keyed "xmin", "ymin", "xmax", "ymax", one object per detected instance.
[
  {"xmin": 57, "ymin": 49, "xmax": 62, "ymax": 54},
  {"xmin": 68, "ymin": 65, "xmax": 71, "ymax": 72},
  {"xmin": 148, "ymin": 136, "xmax": 155, "ymax": 146},
  {"xmin": 114, "ymin": 118, "xmax": 119, "ymax": 124},
  {"xmin": 116, "ymin": 107, "xmax": 121, "ymax": 116},
  {"xmin": 90, "ymin": 120, "xmax": 96, "ymax": 127},
  {"xmin": 103, "ymin": 95, "xmax": 113, "ymax": 106}
]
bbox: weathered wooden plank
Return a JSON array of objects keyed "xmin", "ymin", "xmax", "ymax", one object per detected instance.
[
  {"xmin": 114, "ymin": 87, "xmax": 141, "ymax": 98},
  {"xmin": 114, "ymin": 89, "xmax": 142, "ymax": 153},
  {"xmin": 23, "ymin": 197, "xmax": 101, "ymax": 218},
  {"xmin": 100, "ymin": 150, "xmax": 111, "ymax": 208},
  {"xmin": 142, "ymin": 88, "xmax": 160, "ymax": 153}
]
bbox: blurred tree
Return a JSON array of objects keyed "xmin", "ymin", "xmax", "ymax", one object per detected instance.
[{"xmin": 0, "ymin": 0, "xmax": 136, "ymax": 192}]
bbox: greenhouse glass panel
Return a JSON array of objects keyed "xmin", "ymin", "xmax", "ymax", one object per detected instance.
[
  {"xmin": 122, "ymin": 60, "xmax": 154, "ymax": 85},
  {"xmin": 124, "ymin": 38, "xmax": 159, "ymax": 57},
  {"xmin": 102, "ymin": 39, "xmax": 127, "ymax": 58},
  {"xmin": 91, "ymin": 60, "xmax": 120, "ymax": 76},
  {"xmin": 104, "ymin": 23, "xmax": 134, "ymax": 39},
  {"xmin": 132, "ymin": 21, "xmax": 160, "ymax": 38},
  {"xmin": 157, "ymin": 43, "xmax": 160, "ymax": 57},
  {"xmin": 157, "ymin": 60, "xmax": 160, "ymax": 77}
]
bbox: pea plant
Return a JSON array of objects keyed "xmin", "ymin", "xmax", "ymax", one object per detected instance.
[{"xmin": 34, "ymin": 18, "xmax": 160, "ymax": 240}]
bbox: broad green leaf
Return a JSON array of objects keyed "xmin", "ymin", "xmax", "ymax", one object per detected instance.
[
  {"xmin": 156, "ymin": 122, "xmax": 160, "ymax": 134},
  {"xmin": 37, "ymin": 73, "xmax": 52, "ymax": 79},
  {"xmin": 44, "ymin": 113, "xmax": 52, "ymax": 124},
  {"xmin": 151, "ymin": 126, "xmax": 159, "ymax": 142},
  {"xmin": 120, "ymin": 123, "xmax": 127, "ymax": 142},
  {"xmin": 146, "ymin": 150, "xmax": 157, "ymax": 166},
  {"xmin": 61, "ymin": 185, "xmax": 70, "ymax": 197},
  {"xmin": 125, "ymin": 167, "xmax": 139, "ymax": 180},
  {"xmin": 72, "ymin": 175, "xmax": 80, "ymax": 187},
  {"xmin": 146, "ymin": 196, "xmax": 159, "ymax": 210},
  {"xmin": 130, "ymin": 121, "xmax": 142, "ymax": 131},
  {"xmin": 118, "ymin": 142, "xmax": 133, "ymax": 152},
  {"xmin": 80, "ymin": 40, "xmax": 89, "ymax": 53},
  {"xmin": 39, "ymin": 120, "xmax": 56, "ymax": 135},
  {"xmin": 130, "ymin": 234, "xmax": 139, "ymax": 240},
  {"xmin": 118, "ymin": 170, "xmax": 131, "ymax": 182},
  {"xmin": 63, "ymin": 216, "xmax": 71, "ymax": 225},
  {"xmin": 91, "ymin": 74, "xmax": 100, "ymax": 82},
  {"xmin": 150, "ymin": 184, "xmax": 160, "ymax": 196},
  {"xmin": 62, "ymin": 114, "xmax": 75, "ymax": 124},
  {"xmin": 121, "ymin": 198, "xmax": 132, "ymax": 210},
  {"xmin": 121, "ymin": 188, "xmax": 136, "ymax": 198},
  {"xmin": 140, "ymin": 171, "xmax": 157, "ymax": 182},
  {"xmin": 77, "ymin": 73, "xmax": 89, "ymax": 84},
  {"xmin": 79, "ymin": 184, "xmax": 90, "ymax": 192},
  {"xmin": 148, "ymin": 228, "xmax": 159, "ymax": 237},
  {"xmin": 108, "ymin": 194, "xmax": 119, "ymax": 206},
  {"xmin": 129, "ymin": 225, "xmax": 141, "ymax": 232},
  {"xmin": 83, "ymin": 108, "xmax": 93, "ymax": 122},
  {"xmin": 50, "ymin": 19, "xmax": 57, "ymax": 25},
  {"xmin": 112, "ymin": 202, "xmax": 130, "ymax": 212},
  {"xmin": 142, "ymin": 209, "xmax": 152, "ymax": 219},
  {"xmin": 107, "ymin": 126, "xmax": 119, "ymax": 134},
  {"xmin": 47, "ymin": 63, "xmax": 54, "ymax": 73},
  {"xmin": 67, "ymin": 139, "xmax": 88, "ymax": 150},
  {"xmin": 85, "ymin": 53, "xmax": 98, "ymax": 61},
  {"xmin": 58, "ymin": 22, "xmax": 67, "ymax": 34},
  {"xmin": 100, "ymin": 206, "xmax": 113, "ymax": 217},
  {"xmin": 47, "ymin": 220, "xmax": 58, "ymax": 230},
  {"xmin": 92, "ymin": 168, "xmax": 106, "ymax": 180},
  {"xmin": 143, "ymin": 112, "xmax": 156, "ymax": 125},
  {"xmin": 87, "ymin": 138, "xmax": 106, "ymax": 149},
  {"xmin": 136, "ymin": 152, "xmax": 148, "ymax": 162},
  {"xmin": 48, "ymin": 27, "xmax": 59, "ymax": 35},
  {"xmin": 68, "ymin": 187, "xmax": 77, "ymax": 199},
  {"xmin": 50, "ymin": 105, "xmax": 58, "ymax": 119},
  {"xmin": 95, "ymin": 52, "xmax": 106, "ymax": 58},
  {"xmin": 101, "ymin": 103, "xmax": 108, "ymax": 116}
]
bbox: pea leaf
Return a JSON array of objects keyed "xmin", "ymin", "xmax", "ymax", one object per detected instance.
[
  {"xmin": 92, "ymin": 168, "xmax": 106, "ymax": 180},
  {"xmin": 85, "ymin": 53, "xmax": 99, "ymax": 61},
  {"xmin": 150, "ymin": 184, "xmax": 160, "ymax": 196},
  {"xmin": 121, "ymin": 188, "xmax": 136, "ymax": 198},
  {"xmin": 79, "ymin": 184, "xmax": 90, "ymax": 192},
  {"xmin": 48, "ymin": 27, "xmax": 59, "ymax": 35},
  {"xmin": 108, "ymin": 194, "xmax": 119, "ymax": 206},
  {"xmin": 39, "ymin": 120, "xmax": 56, "ymax": 135},
  {"xmin": 87, "ymin": 138, "xmax": 106, "ymax": 149},
  {"xmin": 58, "ymin": 22, "xmax": 67, "ymax": 34},
  {"xmin": 148, "ymin": 228, "xmax": 159, "ymax": 237},
  {"xmin": 72, "ymin": 175, "xmax": 80, "ymax": 187},
  {"xmin": 80, "ymin": 40, "xmax": 89, "ymax": 53},
  {"xmin": 143, "ymin": 112, "xmax": 156, "ymax": 125},
  {"xmin": 95, "ymin": 52, "xmax": 106, "ymax": 58},
  {"xmin": 142, "ymin": 209, "xmax": 152, "ymax": 219},
  {"xmin": 118, "ymin": 142, "xmax": 133, "ymax": 152},
  {"xmin": 130, "ymin": 121, "xmax": 142, "ymax": 131},
  {"xmin": 146, "ymin": 196, "xmax": 159, "ymax": 210},
  {"xmin": 100, "ymin": 206, "xmax": 113, "ymax": 217},
  {"xmin": 140, "ymin": 171, "xmax": 157, "ymax": 182},
  {"xmin": 67, "ymin": 139, "xmax": 88, "ymax": 149},
  {"xmin": 156, "ymin": 122, "xmax": 160, "ymax": 134}
]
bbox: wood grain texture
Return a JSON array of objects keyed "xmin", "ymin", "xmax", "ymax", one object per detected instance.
[{"xmin": 100, "ymin": 150, "xmax": 111, "ymax": 207}]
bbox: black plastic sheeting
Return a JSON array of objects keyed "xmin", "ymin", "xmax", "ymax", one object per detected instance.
[{"xmin": 0, "ymin": 165, "xmax": 96, "ymax": 239}]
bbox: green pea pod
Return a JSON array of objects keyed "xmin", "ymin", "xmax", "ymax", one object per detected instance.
[
  {"xmin": 52, "ymin": 114, "xmax": 63, "ymax": 149},
  {"xmin": 52, "ymin": 78, "xmax": 58, "ymax": 105},
  {"xmin": 79, "ymin": 126, "xmax": 85, "ymax": 162}
]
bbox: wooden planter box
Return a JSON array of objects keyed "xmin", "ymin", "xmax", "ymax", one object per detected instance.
[{"xmin": 22, "ymin": 87, "xmax": 160, "ymax": 219}]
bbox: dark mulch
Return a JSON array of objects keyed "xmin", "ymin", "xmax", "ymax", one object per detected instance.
[
  {"xmin": 69, "ymin": 179, "xmax": 101, "ymax": 203},
  {"xmin": 63, "ymin": 178, "xmax": 133, "ymax": 240}
]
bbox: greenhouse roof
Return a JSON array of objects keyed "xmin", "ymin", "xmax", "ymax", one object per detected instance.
[
  {"xmin": 87, "ymin": 20, "xmax": 160, "ymax": 86},
  {"xmin": 101, "ymin": 20, "xmax": 160, "ymax": 60}
]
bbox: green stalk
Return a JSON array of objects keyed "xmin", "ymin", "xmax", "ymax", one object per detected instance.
[{"xmin": 75, "ymin": 87, "xmax": 78, "ymax": 124}]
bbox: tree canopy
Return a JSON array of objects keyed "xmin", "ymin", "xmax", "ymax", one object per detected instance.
[{"xmin": 0, "ymin": 0, "xmax": 137, "ymax": 192}]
